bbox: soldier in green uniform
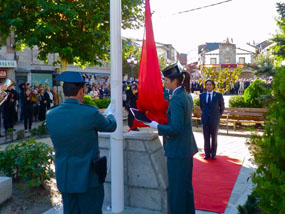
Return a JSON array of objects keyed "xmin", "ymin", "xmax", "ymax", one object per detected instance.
[
  {"xmin": 46, "ymin": 71, "xmax": 117, "ymax": 214},
  {"xmin": 145, "ymin": 63, "xmax": 198, "ymax": 214}
]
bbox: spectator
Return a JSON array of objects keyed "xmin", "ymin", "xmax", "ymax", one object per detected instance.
[
  {"xmin": 44, "ymin": 86, "xmax": 54, "ymax": 109},
  {"xmin": 23, "ymin": 88, "xmax": 34, "ymax": 133},
  {"xmin": 39, "ymin": 88, "xmax": 47, "ymax": 121},
  {"xmin": 52, "ymin": 86, "xmax": 60, "ymax": 106}
]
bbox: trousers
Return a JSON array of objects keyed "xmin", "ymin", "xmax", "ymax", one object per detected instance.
[{"xmin": 61, "ymin": 185, "xmax": 104, "ymax": 214}]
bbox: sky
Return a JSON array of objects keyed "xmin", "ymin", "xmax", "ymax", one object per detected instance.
[{"xmin": 122, "ymin": 0, "xmax": 281, "ymax": 61}]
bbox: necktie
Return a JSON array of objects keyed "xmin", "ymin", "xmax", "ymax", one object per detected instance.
[{"xmin": 207, "ymin": 93, "xmax": 211, "ymax": 103}]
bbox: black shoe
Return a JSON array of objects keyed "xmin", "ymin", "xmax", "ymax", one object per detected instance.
[
  {"xmin": 211, "ymin": 156, "xmax": 216, "ymax": 160},
  {"xmin": 204, "ymin": 155, "xmax": 210, "ymax": 160}
]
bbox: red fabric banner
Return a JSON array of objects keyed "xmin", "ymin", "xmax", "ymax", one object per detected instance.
[{"xmin": 131, "ymin": 0, "xmax": 169, "ymax": 130}]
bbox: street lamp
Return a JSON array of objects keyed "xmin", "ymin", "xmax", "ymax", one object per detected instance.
[{"xmin": 127, "ymin": 56, "xmax": 138, "ymax": 81}]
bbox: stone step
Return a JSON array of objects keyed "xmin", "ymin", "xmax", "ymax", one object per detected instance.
[{"xmin": 0, "ymin": 176, "xmax": 12, "ymax": 204}]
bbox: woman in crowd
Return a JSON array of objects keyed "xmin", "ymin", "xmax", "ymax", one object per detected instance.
[
  {"xmin": 22, "ymin": 87, "xmax": 34, "ymax": 133},
  {"xmin": 144, "ymin": 63, "xmax": 198, "ymax": 214},
  {"xmin": 32, "ymin": 89, "xmax": 40, "ymax": 122},
  {"xmin": 52, "ymin": 86, "xmax": 60, "ymax": 106},
  {"xmin": 127, "ymin": 83, "xmax": 139, "ymax": 131},
  {"xmin": 88, "ymin": 86, "xmax": 99, "ymax": 100},
  {"xmin": 39, "ymin": 88, "xmax": 47, "ymax": 121}
]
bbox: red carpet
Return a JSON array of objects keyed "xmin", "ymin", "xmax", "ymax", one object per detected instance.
[{"xmin": 193, "ymin": 153, "xmax": 243, "ymax": 213}]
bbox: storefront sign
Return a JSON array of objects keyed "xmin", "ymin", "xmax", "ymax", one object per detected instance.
[
  {"xmin": 0, "ymin": 69, "xmax": 8, "ymax": 78},
  {"xmin": 0, "ymin": 60, "xmax": 17, "ymax": 68}
]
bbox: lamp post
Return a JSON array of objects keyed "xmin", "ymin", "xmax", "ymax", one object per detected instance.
[{"xmin": 127, "ymin": 56, "xmax": 138, "ymax": 81}]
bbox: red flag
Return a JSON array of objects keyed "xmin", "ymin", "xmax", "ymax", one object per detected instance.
[{"xmin": 131, "ymin": 0, "xmax": 169, "ymax": 130}]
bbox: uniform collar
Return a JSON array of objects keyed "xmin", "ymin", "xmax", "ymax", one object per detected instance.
[
  {"xmin": 172, "ymin": 86, "xmax": 182, "ymax": 96},
  {"xmin": 64, "ymin": 98, "xmax": 81, "ymax": 104}
]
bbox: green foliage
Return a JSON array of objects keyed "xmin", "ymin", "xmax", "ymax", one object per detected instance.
[
  {"xmin": 83, "ymin": 95, "xmax": 95, "ymax": 106},
  {"xmin": 199, "ymin": 66, "xmax": 242, "ymax": 94},
  {"xmin": 271, "ymin": 2, "xmax": 285, "ymax": 64},
  {"xmin": 247, "ymin": 67, "xmax": 285, "ymax": 214},
  {"xmin": 30, "ymin": 122, "xmax": 48, "ymax": 136},
  {"xmin": 193, "ymin": 98, "xmax": 200, "ymax": 106},
  {"xmin": 5, "ymin": 128, "xmax": 14, "ymax": 141},
  {"xmin": 243, "ymin": 79, "xmax": 270, "ymax": 108},
  {"xmin": 94, "ymin": 98, "xmax": 111, "ymax": 109},
  {"xmin": 0, "ymin": 0, "xmax": 144, "ymax": 67},
  {"xmin": 122, "ymin": 39, "xmax": 141, "ymax": 78},
  {"xmin": 16, "ymin": 130, "xmax": 25, "ymax": 140},
  {"xmin": 251, "ymin": 53, "xmax": 275, "ymax": 77},
  {"xmin": 83, "ymin": 95, "xmax": 110, "ymax": 108},
  {"xmin": 0, "ymin": 138, "xmax": 54, "ymax": 187},
  {"xmin": 229, "ymin": 95, "xmax": 248, "ymax": 108},
  {"xmin": 237, "ymin": 194, "xmax": 260, "ymax": 214}
]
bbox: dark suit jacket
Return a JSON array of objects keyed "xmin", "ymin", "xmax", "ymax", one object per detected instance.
[
  {"xmin": 46, "ymin": 98, "xmax": 117, "ymax": 193},
  {"xmin": 158, "ymin": 87, "xmax": 198, "ymax": 158},
  {"xmin": 199, "ymin": 91, "xmax": 225, "ymax": 125}
]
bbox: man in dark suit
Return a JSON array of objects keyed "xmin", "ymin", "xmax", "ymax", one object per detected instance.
[
  {"xmin": 199, "ymin": 79, "xmax": 224, "ymax": 160},
  {"xmin": 46, "ymin": 71, "xmax": 117, "ymax": 214}
]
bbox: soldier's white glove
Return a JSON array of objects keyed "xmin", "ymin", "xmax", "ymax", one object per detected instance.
[
  {"xmin": 144, "ymin": 121, "xmax": 159, "ymax": 129},
  {"xmin": 104, "ymin": 101, "xmax": 115, "ymax": 116}
]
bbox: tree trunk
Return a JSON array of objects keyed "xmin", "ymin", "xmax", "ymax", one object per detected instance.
[{"xmin": 58, "ymin": 58, "xmax": 68, "ymax": 102}]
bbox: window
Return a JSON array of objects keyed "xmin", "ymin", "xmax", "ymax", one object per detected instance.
[
  {"xmin": 225, "ymin": 57, "xmax": 230, "ymax": 64},
  {"xmin": 239, "ymin": 57, "xmax": 245, "ymax": 64},
  {"xmin": 210, "ymin": 58, "xmax": 217, "ymax": 64}
]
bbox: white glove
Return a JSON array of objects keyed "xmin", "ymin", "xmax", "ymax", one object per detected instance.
[
  {"xmin": 144, "ymin": 121, "xmax": 159, "ymax": 129},
  {"xmin": 104, "ymin": 101, "xmax": 115, "ymax": 116}
]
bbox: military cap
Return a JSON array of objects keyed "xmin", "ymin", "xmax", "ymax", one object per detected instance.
[
  {"xmin": 55, "ymin": 71, "xmax": 85, "ymax": 83},
  {"xmin": 162, "ymin": 62, "xmax": 183, "ymax": 78}
]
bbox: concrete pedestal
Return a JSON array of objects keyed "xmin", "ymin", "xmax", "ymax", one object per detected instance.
[
  {"xmin": 0, "ymin": 176, "xmax": 12, "ymax": 204},
  {"xmin": 99, "ymin": 131, "xmax": 168, "ymax": 213}
]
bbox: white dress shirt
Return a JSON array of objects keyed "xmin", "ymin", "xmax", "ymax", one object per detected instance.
[{"xmin": 206, "ymin": 91, "xmax": 213, "ymax": 103}]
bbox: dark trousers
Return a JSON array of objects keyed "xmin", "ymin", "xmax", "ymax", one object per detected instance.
[
  {"xmin": 3, "ymin": 111, "xmax": 15, "ymax": 131},
  {"xmin": 202, "ymin": 121, "xmax": 219, "ymax": 157},
  {"xmin": 167, "ymin": 158, "xmax": 195, "ymax": 214},
  {"xmin": 61, "ymin": 185, "xmax": 104, "ymax": 214},
  {"xmin": 23, "ymin": 107, "xmax": 33, "ymax": 131}
]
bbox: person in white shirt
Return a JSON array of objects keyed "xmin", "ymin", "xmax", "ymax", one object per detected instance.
[{"xmin": 88, "ymin": 86, "xmax": 99, "ymax": 100}]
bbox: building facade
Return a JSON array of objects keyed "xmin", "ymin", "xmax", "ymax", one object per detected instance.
[
  {"xmin": 0, "ymin": 35, "xmax": 110, "ymax": 93},
  {"xmin": 198, "ymin": 40, "xmax": 256, "ymax": 78}
]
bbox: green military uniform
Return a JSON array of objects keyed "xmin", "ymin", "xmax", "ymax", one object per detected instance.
[
  {"xmin": 158, "ymin": 63, "xmax": 198, "ymax": 214},
  {"xmin": 46, "ymin": 71, "xmax": 117, "ymax": 214}
]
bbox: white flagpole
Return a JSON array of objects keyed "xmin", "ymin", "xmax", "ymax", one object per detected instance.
[{"xmin": 110, "ymin": 0, "xmax": 124, "ymax": 213}]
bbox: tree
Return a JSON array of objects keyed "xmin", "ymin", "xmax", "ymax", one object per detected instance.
[
  {"xmin": 121, "ymin": 40, "xmax": 168, "ymax": 80},
  {"xmin": 271, "ymin": 2, "xmax": 285, "ymax": 65},
  {"xmin": 198, "ymin": 66, "xmax": 242, "ymax": 94},
  {"xmin": 246, "ymin": 3, "xmax": 285, "ymax": 213},
  {"xmin": 122, "ymin": 40, "xmax": 141, "ymax": 79},
  {"xmin": 250, "ymin": 53, "xmax": 275, "ymax": 77},
  {"xmin": 0, "ymin": 0, "xmax": 144, "ymax": 71}
]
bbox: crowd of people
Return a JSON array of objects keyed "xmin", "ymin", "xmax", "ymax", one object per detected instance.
[
  {"xmin": 191, "ymin": 77, "xmax": 272, "ymax": 95},
  {"xmin": 0, "ymin": 82, "xmax": 60, "ymax": 135},
  {"xmin": 84, "ymin": 82, "xmax": 111, "ymax": 100}
]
